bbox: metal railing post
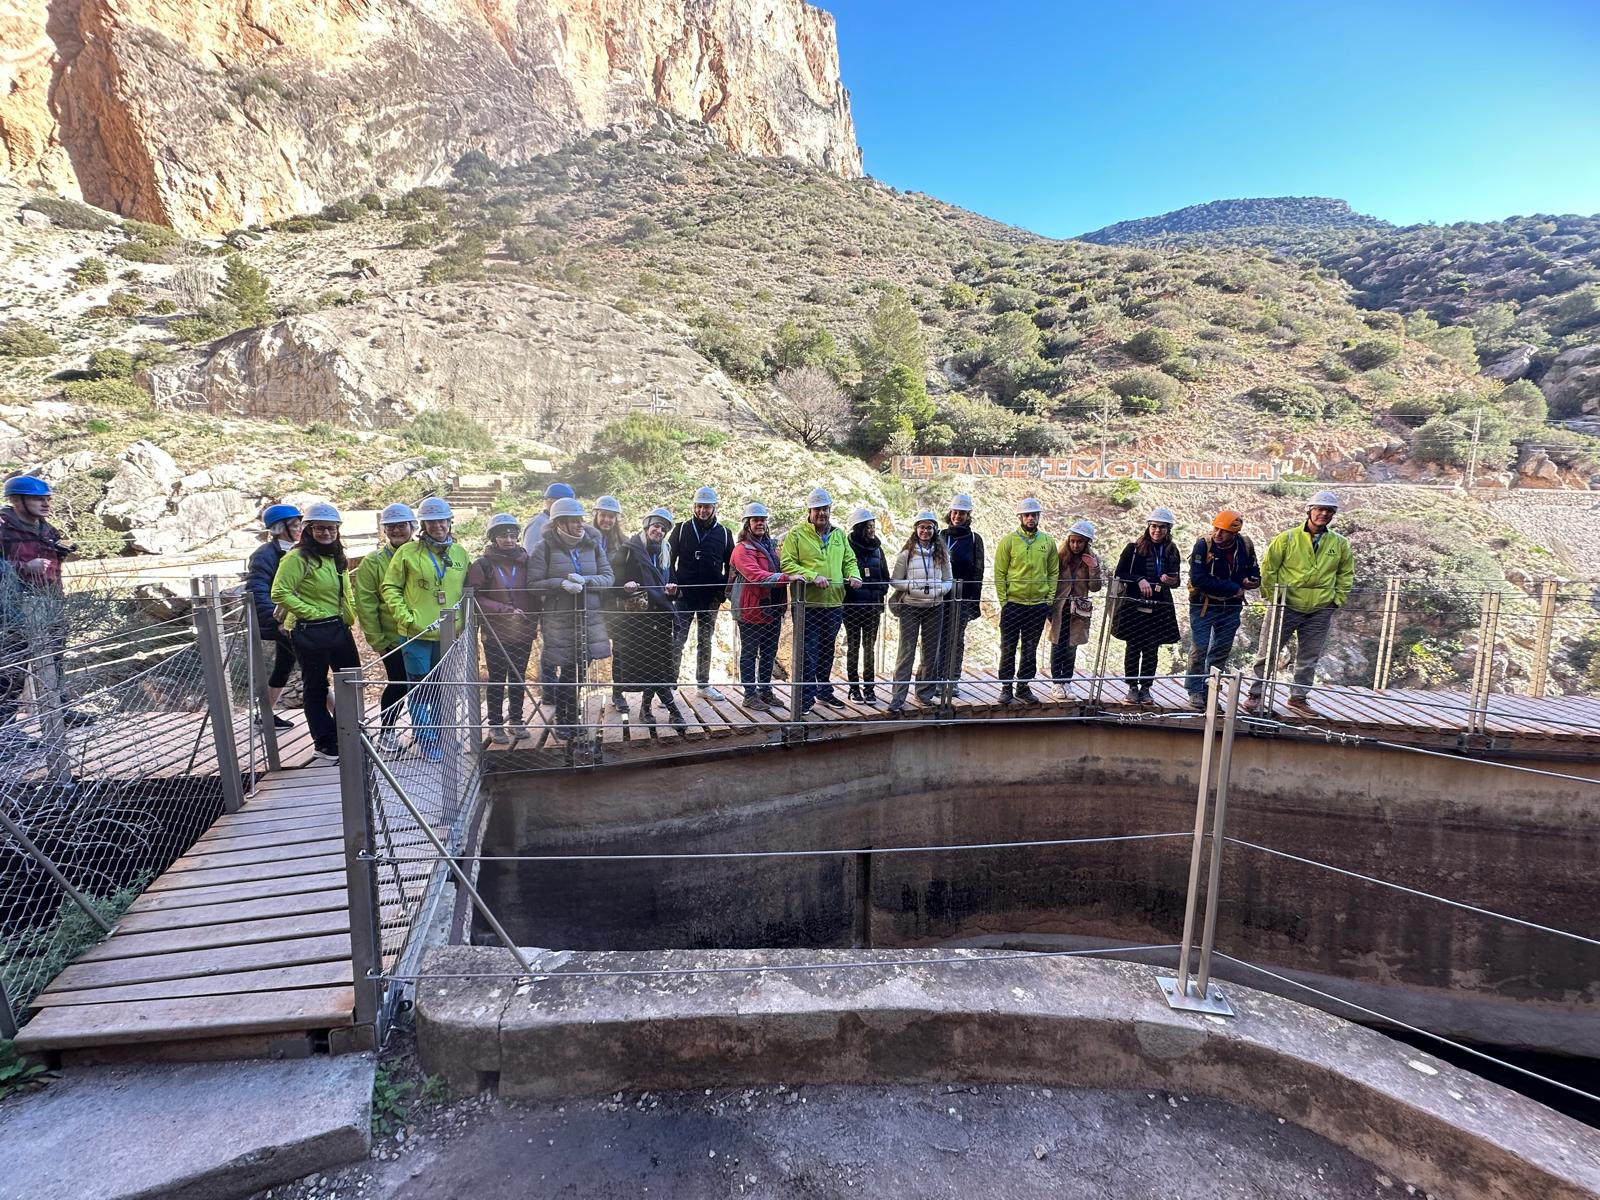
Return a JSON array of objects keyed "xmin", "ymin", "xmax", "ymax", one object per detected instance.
[
  {"xmin": 1373, "ymin": 576, "xmax": 1399, "ymax": 691},
  {"xmin": 1089, "ymin": 584, "xmax": 1115, "ymax": 705},
  {"xmin": 1194, "ymin": 671, "xmax": 1242, "ymax": 1010},
  {"xmin": 0, "ymin": 973, "xmax": 16, "ymax": 1040},
  {"xmin": 788, "ymin": 581, "xmax": 807, "ymax": 740},
  {"xmin": 438, "ymin": 608, "xmax": 460, "ymax": 823},
  {"xmin": 1166, "ymin": 668, "xmax": 1219, "ymax": 1007},
  {"xmin": 334, "ymin": 667, "xmax": 383, "ymax": 1036},
  {"xmin": 193, "ymin": 576, "xmax": 245, "ymax": 815},
  {"xmin": 1530, "ymin": 579, "xmax": 1557, "ymax": 699},
  {"xmin": 461, "ymin": 590, "xmax": 483, "ymax": 768},
  {"xmin": 244, "ymin": 598, "xmax": 282, "ymax": 771}
]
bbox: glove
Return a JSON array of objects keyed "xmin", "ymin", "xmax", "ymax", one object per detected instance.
[
  {"xmin": 566, "ymin": 572, "xmax": 584, "ymax": 583},
  {"xmin": 560, "ymin": 578, "xmax": 584, "ymax": 595}
]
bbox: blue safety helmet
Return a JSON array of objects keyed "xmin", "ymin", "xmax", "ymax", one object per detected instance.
[
  {"xmin": 544, "ymin": 482, "xmax": 576, "ymax": 501},
  {"xmin": 261, "ymin": 503, "xmax": 302, "ymax": 528},
  {"xmin": 4, "ymin": 476, "xmax": 51, "ymax": 498}
]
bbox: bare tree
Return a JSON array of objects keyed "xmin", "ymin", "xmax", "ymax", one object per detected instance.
[{"xmin": 770, "ymin": 367, "xmax": 850, "ymax": 449}]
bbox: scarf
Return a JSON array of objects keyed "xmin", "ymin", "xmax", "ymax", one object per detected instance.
[{"xmin": 554, "ymin": 526, "xmax": 583, "ymax": 551}]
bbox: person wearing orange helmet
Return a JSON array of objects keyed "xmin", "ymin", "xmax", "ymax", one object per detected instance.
[{"xmin": 1185, "ymin": 509, "xmax": 1259, "ymax": 709}]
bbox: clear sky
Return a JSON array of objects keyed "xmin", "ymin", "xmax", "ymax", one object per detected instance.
[{"xmin": 824, "ymin": 0, "xmax": 1600, "ymax": 237}]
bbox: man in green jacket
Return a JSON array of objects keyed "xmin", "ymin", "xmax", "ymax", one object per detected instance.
[
  {"xmin": 993, "ymin": 496, "xmax": 1057, "ymax": 704},
  {"xmin": 1245, "ymin": 490, "xmax": 1355, "ymax": 717},
  {"xmin": 779, "ymin": 487, "xmax": 862, "ymax": 713},
  {"xmin": 380, "ymin": 496, "xmax": 471, "ymax": 759},
  {"xmin": 353, "ymin": 503, "xmax": 416, "ymax": 753}
]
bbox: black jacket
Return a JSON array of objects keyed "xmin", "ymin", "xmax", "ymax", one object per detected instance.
[
  {"xmin": 942, "ymin": 524, "xmax": 985, "ymax": 617},
  {"xmin": 668, "ymin": 518, "xmax": 732, "ymax": 610},
  {"xmin": 845, "ymin": 531, "xmax": 889, "ymax": 607},
  {"xmin": 1188, "ymin": 535, "xmax": 1259, "ymax": 608}
]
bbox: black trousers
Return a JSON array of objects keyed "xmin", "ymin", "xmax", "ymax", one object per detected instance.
[
  {"xmin": 842, "ymin": 605, "xmax": 881, "ymax": 685},
  {"xmin": 292, "ymin": 622, "xmax": 360, "ymax": 754},
  {"xmin": 998, "ymin": 603, "xmax": 1049, "ymax": 684},
  {"xmin": 378, "ymin": 646, "xmax": 409, "ymax": 731},
  {"xmin": 484, "ymin": 630, "xmax": 535, "ymax": 723},
  {"xmin": 266, "ymin": 633, "xmax": 297, "ymax": 689},
  {"xmin": 673, "ymin": 605, "xmax": 719, "ymax": 685},
  {"xmin": 1123, "ymin": 643, "xmax": 1160, "ymax": 689}
]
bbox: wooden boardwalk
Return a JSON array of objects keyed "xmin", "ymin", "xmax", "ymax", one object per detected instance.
[{"xmin": 14, "ymin": 669, "xmax": 1600, "ymax": 1063}]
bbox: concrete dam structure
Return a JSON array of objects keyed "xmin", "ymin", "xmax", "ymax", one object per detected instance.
[{"xmin": 479, "ymin": 716, "xmax": 1600, "ymax": 1058}]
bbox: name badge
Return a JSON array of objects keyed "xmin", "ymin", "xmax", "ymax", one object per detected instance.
[{"xmin": 435, "ymin": 590, "xmax": 447, "ymax": 605}]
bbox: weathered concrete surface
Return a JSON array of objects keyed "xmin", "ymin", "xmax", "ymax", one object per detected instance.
[
  {"xmin": 0, "ymin": 1054, "xmax": 373, "ymax": 1200},
  {"xmin": 479, "ymin": 720, "xmax": 1600, "ymax": 1054},
  {"xmin": 416, "ymin": 947, "xmax": 1600, "ymax": 1200}
]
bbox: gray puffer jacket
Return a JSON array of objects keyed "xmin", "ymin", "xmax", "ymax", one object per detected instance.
[{"xmin": 528, "ymin": 524, "xmax": 613, "ymax": 663}]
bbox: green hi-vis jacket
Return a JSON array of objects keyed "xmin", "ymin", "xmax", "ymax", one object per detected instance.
[
  {"xmin": 352, "ymin": 543, "xmax": 404, "ymax": 651},
  {"xmin": 269, "ymin": 549, "xmax": 354, "ymax": 631},
  {"xmin": 1260, "ymin": 524, "xmax": 1355, "ymax": 613},
  {"xmin": 993, "ymin": 527, "xmax": 1058, "ymax": 606},
  {"xmin": 780, "ymin": 522, "xmax": 861, "ymax": 608},
  {"xmin": 380, "ymin": 539, "xmax": 472, "ymax": 641}
]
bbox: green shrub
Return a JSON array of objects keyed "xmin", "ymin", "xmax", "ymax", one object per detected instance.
[
  {"xmin": 1411, "ymin": 414, "xmax": 1472, "ymax": 465},
  {"xmin": 72, "ymin": 256, "xmax": 110, "ymax": 288},
  {"xmin": 1344, "ymin": 337, "xmax": 1402, "ymax": 370},
  {"xmin": 1123, "ymin": 327, "xmax": 1179, "ymax": 363},
  {"xmin": 1246, "ymin": 383, "xmax": 1326, "ymax": 420},
  {"xmin": 1159, "ymin": 356, "xmax": 1204, "ymax": 382},
  {"xmin": 105, "ymin": 289, "xmax": 145, "ymax": 317},
  {"xmin": 0, "ymin": 322, "xmax": 60, "ymax": 358},
  {"xmin": 62, "ymin": 378, "xmax": 153, "ymax": 411},
  {"xmin": 321, "ymin": 197, "xmax": 365, "ymax": 223},
  {"xmin": 570, "ymin": 414, "xmax": 702, "ymax": 492},
  {"xmin": 1110, "ymin": 368, "xmax": 1181, "ymax": 413},
  {"xmin": 1389, "ymin": 394, "xmax": 1444, "ymax": 427},
  {"xmin": 693, "ymin": 313, "xmax": 766, "ymax": 382},
  {"xmin": 502, "ymin": 230, "xmax": 560, "ymax": 262},
  {"xmin": 406, "ymin": 409, "xmax": 492, "ymax": 452},
  {"xmin": 85, "ymin": 348, "xmax": 135, "ymax": 380},
  {"xmin": 1108, "ymin": 478, "xmax": 1142, "ymax": 509},
  {"xmin": 133, "ymin": 343, "xmax": 175, "ymax": 370},
  {"xmin": 940, "ymin": 281, "xmax": 979, "ymax": 309},
  {"xmin": 400, "ymin": 221, "xmax": 448, "ymax": 249},
  {"xmin": 925, "ymin": 393, "xmax": 1061, "ymax": 455},
  {"xmin": 621, "ymin": 214, "xmax": 660, "ymax": 242},
  {"xmin": 22, "ymin": 196, "xmax": 117, "ymax": 231},
  {"xmin": 1500, "ymin": 379, "xmax": 1548, "ymax": 422}
]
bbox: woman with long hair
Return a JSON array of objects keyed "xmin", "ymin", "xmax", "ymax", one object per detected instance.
[
  {"xmin": 729, "ymin": 502, "xmax": 796, "ymax": 709},
  {"xmin": 886, "ymin": 510, "xmax": 953, "ymax": 712},
  {"xmin": 1112, "ymin": 507, "xmax": 1182, "ymax": 705},
  {"xmin": 842, "ymin": 508, "xmax": 890, "ymax": 703},
  {"xmin": 1047, "ymin": 519, "xmax": 1103, "ymax": 701},
  {"xmin": 270, "ymin": 502, "xmax": 358, "ymax": 762}
]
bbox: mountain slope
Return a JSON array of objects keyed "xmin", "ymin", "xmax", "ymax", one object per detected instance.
[{"xmin": 1078, "ymin": 197, "xmax": 1391, "ymax": 250}]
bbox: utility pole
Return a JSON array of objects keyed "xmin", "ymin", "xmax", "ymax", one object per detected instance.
[
  {"xmin": 1465, "ymin": 406, "xmax": 1484, "ymax": 490},
  {"xmin": 1099, "ymin": 390, "xmax": 1111, "ymax": 479}
]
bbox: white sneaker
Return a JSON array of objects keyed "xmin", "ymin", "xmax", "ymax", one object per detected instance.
[
  {"xmin": 311, "ymin": 748, "xmax": 339, "ymax": 764},
  {"xmin": 699, "ymin": 685, "xmax": 726, "ymax": 702},
  {"xmin": 1051, "ymin": 683, "xmax": 1069, "ymax": 702},
  {"xmin": 376, "ymin": 731, "xmax": 402, "ymax": 756}
]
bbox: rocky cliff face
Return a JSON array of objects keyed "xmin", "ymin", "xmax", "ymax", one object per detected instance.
[{"xmin": 2, "ymin": 0, "xmax": 860, "ymax": 233}]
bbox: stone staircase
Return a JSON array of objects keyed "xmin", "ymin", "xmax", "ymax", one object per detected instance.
[{"xmin": 441, "ymin": 474, "xmax": 508, "ymax": 516}]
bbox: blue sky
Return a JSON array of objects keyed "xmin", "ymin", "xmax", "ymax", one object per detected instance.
[{"xmin": 824, "ymin": 0, "xmax": 1600, "ymax": 237}]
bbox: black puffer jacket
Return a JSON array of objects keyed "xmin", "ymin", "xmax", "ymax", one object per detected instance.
[{"xmin": 844, "ymin": 529, "xmax": 889, "ymax": 608}]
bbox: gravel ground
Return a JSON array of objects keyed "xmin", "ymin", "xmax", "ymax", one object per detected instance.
[{"xmin": 254, "ymin": 1067, "xmax": 1433, "ymax": 1200}]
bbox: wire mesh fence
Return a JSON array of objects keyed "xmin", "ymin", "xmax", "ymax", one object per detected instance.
[{"xmin": 0, "ymin": 579, "xmax": 259, "ymax": 1032}]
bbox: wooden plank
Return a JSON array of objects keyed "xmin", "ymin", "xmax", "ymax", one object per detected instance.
[
  {"xmin": 192, "ymin": 808, "xmax": 341, "ymax": 839},
  {"xmin": 143, "ymin": 852, "xmax": 346, "ymax": 895},
  {"xmin": 49, "ymin": 933, "xmax": 352, "ymax": 992},
  {"xmin": 14, "ymin": 986, "xmax": 355, "ymax": 1050},
  {"xmin": 76, "ymin": 910, "xmax": 351, "ymax": 963},
  {"xmin": 159, "ymin": 836, "xmax": 345, "ymax": 876},
  {"xmin": 114, "ymin": 887, "xmax": 349, "ymax": 935},
  {"xmin": 674, "ymin": 686, "xmax": 727, "ymax": 739},
  {"xmin": 191, "ymin": 820, "xmax": 345, "ymax": 855},
  {"xmin": 32, "ymin": 961, "xmax": 354, "ymax": 1009},
  {"xmin": 126, "ymin": 870, "xmax": 349, "ymax": 912}
]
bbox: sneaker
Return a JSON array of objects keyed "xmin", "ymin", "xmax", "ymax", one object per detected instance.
[
  {"xmin": 998, "ymin": 687, "xmax": 1014, "ymax": 706},
  {"xmin": 61, "ymin": 709, "xmax": 95, "ymax": 728},
  {"xmin": 915, "ymin": 690, "xmax": 938, "ymax": 706},
  {"xmin": 261, "ymin": 712, "xmax": 294, "ymax": 730},
  {"xmin": 1125, "ymin": 687, "xmax": 1141, "ymax": 705},
  {"xmin": 818, "ymin": 693, "xmax": 846, "ymax": 709},
  {"xmin": 422, "ymin": 742, "xmax": 443, "ymax": 763},
  {"xmin": 311, "ymin": 747, "xmax": 339, "ymax": 764},
  {"xmin": 1015, "ymin": 683, "xmax": 1037, "ymax": 705},
  {"xmin": 759, "ymin": 689, "xmax": 782, "ymax": 707},
  {"xmin": 510, "ymin": 723, "xmax": 532, "ymax": 740},
  {"xmin": 490, "ymin": 725, "xmax": 511, "ymax": 745},
  {"xmin": 887, "ymin": 703, "xmax": 905, "ymax": 715},
  {"xmin": 1137, "ymin": 687, "xmax": 1154, "ymax": 706},
  {"xmin": 848, "ymin": 685, "xmax": 863, "ymax": 703},
  {"xmin": 376, "ymin": 731, "xmax": 402, "ymax": 756},
  {"xmin": 611, "ymin": 694, "xmax": 628, "ymax": 714},
  {"xmin": 1051, "ymin": 683, "xmax": 1069, "ymax": 702},
  {"xmin": 744, "ymin": 694, "xmax": 769, "ymax": 711},
  {"xmin": 862, "ymin": 685, "xmax": 878, "ymax": 705},
  {"xmin": 700, "ymin": 685, "xmax": 726, "ymax": 702},
  {"xmin": 799, "ymin": 700, "xmax": 816, "ymax": 717}
]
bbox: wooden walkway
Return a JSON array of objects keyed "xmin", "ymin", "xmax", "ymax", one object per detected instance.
[{"xmin": 14, "ymin": 670, "xmax": 1600, "ymax": 1064}]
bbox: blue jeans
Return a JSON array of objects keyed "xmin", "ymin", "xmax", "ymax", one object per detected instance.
[
  {"xmin": 801, "ymin": 605, "xmax": 844, "ymax": 705},
  {"xmin": 402, "ymin": 639, "xmax": 443, "ymax": 746},
  {"xmin": 738, "ymin": 620, "xmax": 781, "ymax": 700},
  {"xmin": 1187, "ymin": 603, "xmax": 1242, "ymax": 695}
]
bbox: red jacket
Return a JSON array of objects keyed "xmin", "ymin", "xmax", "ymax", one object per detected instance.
[
  {"xmin": 0, "ymin": 508, "xmax": 69, "ymax": 589},
  {"xmin": 730, "ymin": 537, "xmax": 788, "ymax": 625}
]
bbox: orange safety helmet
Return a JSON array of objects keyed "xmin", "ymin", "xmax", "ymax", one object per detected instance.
[{"xmin": 1211, "ymin": 510, "xmax": 1244, "ymax": 533}]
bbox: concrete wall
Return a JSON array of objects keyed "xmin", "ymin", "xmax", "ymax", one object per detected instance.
[{"xmin": 480, "ymin": 720, "xmax": 1600, "ymax": 1055}]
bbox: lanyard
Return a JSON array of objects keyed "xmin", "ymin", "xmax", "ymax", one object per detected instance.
[
  {"xmin": 915, "ymin": 542, "xmax": 934, "ymax": 578},
  {"xmin": 492, "ymin": 563, "xmax": 519, "ymax": 592},
  {"xmin": 424, "ymin": 547, "xmax": 450, "ymax": 583},
  {"xmin": 569, "ymin": 548, "xmax": 583, "ymax": 575}
]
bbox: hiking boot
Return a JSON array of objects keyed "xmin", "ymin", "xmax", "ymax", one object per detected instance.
[
  {"xmin": 744, "ymin": 692, "xmax": 769, "ymax": 711},
  {"xmin": 759, "ymin": 688, "xmax": 782, "ymax": 708},
  {"xmin": 663, "ymin": 700, "xmax": 689, "ymax": 735},
  {"xmin": 1015, "ymin": 683, "xmax": 1037, "ymax": 705},
  {"xmin": 998, "ymin": 686, "xmax": 1014, "ymax": 707},
  {"xmin": 1137, "ymin": 687, "xmax": 1154, "ymax": 706},
  {"xmin": 611, "ymin": 692, "xmax": 628, "ymax": 714},
  {"xmin": 1186, "ymin": 692, "xmax": 1208, "ymax": 712},
  {"xmin": 1284, "ymin": 694, "xmax": 1317, "ymax": 716},
  {"xmin": 638, "ymin": 699, "xmax": 657, "ymax": 731},
  {"xmin": 1125, "ymin": 686, "xmax": 1141, "ymax": 705}
]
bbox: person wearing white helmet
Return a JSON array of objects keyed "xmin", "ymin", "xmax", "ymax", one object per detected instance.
[
  {"xmin": 779, "ymin": 487, "xmax": 863, "ymax": 714},
  {"xmin": 668, "ymin": 485, "xmax": 733, "ymax": 700},
  {"xmin": 246, "ymin": 503, "xmax": 304, "ymax": 729},
  {"xmin": 1245, "ymin": 490, "xmax": 1354, "ymax": 717},
  {"xmin": 842, "ymin": 507, "xmax": 890, "ymax": 704},
  {"xmin": 729, "ymin": 501, "xmax": 799, "ymax": 709},
  {"xmin": 611, "ymin": 506, "xmax": 690, "ymax": 734},
  {"xmin": 466, "ymin": 514, "xmax": 539, "ymax": 743},
  {"xmin": 886, "ymin": 510, "xmax": 953, "ymax": 712},
  {"xmin": 1112, "ymin": 507, "xmax": 1183, "ymax": 705},
  {"xmin": 993, "ymin": 497, "xmax": 1056, "ymax": 705},
  {"xmin": 527, "ymin": 495, "xmax": 613, "ymax": 739},
  {"xmin": 270, "ymin": 502, "xmax": 357, "ymax": 762},
  {"xmin": 381, "ymin": 494, "xmax": 472, "ymax": 761},
  {"xmin": 938, "ymin": 493, "xmax": 984, "ymax": 700},
  {"xmin": 1047, "ymin": 518, "xmax": 1103, "ymax": 701},
  {"xmin": 351, "ymin": 503, "xmax": 417, "ymax": 751}
]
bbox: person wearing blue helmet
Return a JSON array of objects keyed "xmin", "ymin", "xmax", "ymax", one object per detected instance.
[
  {"xmin": 2, "ymin": 475, "xmax": 86, "ymax": 724},
  {"xmin": 522, "ymin": 482, "xmax": 575, "ymax": 557},
  {"xmin": 245, "ymin": 502, "xmax": 303, "ymax": 728}
]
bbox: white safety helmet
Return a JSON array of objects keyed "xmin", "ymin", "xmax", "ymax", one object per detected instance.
[
  {"xmin": 692, "ymin": 485, "xmax": 719, "ymax": 506},
  {"xmin": 1068, "ymin": 518, "xmax": 1097, "ymax": 541},
  {"xmin": 1017, "ymin": 497, "xmax": 1043, "ymax": 516},
  {"xmin": 379, "ymin": 502, "xmax": 416, "ymax": 527},
  {"xmin": 847, "ymin": 507, "xmax": 876, "ymax": 528},
  {"xmin": 303, "ymin": 501, "xmax": 342, "ymax": 524},
  {"xmin": 913, "ymin": 510, "xmax": 939, "ymax": 526},
  {"xmin": 549, "ymin": 497, "xmax": 585, "ymax": 520},
  {"xmin": 1146, "ymin": 507, "xmax": 1176, "ymax": 526},
  {"xmin": 416, "ymin": 496, "xmax": 453, "ymax": 522},
  {"xmin": 741, "ymin": 502, "xmax": 770, "ymax": 521},
  {"xmin": 949, "ymin": 493, "xmax": 974, "ymax": 513},
  {"xmin": 486, "ymin": 513, "xmax": 521, "ymax": 535},
  {"xmin": 806, "ymin": 487, "xmax": 833, "ymax": 510},
  {"xmin": 645, "ymin": 506, "xmax": 675, "ymax": 529},
  {"xmin": 593, "ymin": 495, "xmax": 623, "ymax": 515},
  {"xmin": 1307, "ymin": 490, "xmax": 1340, "ymax": 511}
]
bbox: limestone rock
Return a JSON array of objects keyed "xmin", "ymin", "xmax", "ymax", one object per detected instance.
[
  {"xmin": 1482, "ymin": 344, "xmax": 1538, "ymax": 383},
  {"xmin": 17, "ymin": 208, "xmax": 51, "ymax": 228},
  {"xmin": 129, "ymin": 488, "xmax": 255, "ymax": 555},
  {"xmin": 1323, "ymin": 459, "xmax": 1366, "ymax": 483},
  {"xmin": 1541, "ymin": 344, "xmax": 1600, "ymax": 417},
  {"xmin": 1515, "ymin": 448, "xmax": 1562, "ymax": 489},
  {"xmin": 3, "ymin": 0, "xmax": 861, "ymax": 234},
  {"xmin": 149, "ymin": 283, "xmax": 766, "ymax": 448},
  {"xmin": 97, "ymin": 440, "xmax": 183, "ymax": 528},
  {"xmin": 32, "ymin": 450, "xmax": 98, "ymax": 479}
]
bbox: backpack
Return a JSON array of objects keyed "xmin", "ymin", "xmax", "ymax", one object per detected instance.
[{"xmin": 1186, "ymin": 531, "xmax": 1254, "ymax": 600}]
